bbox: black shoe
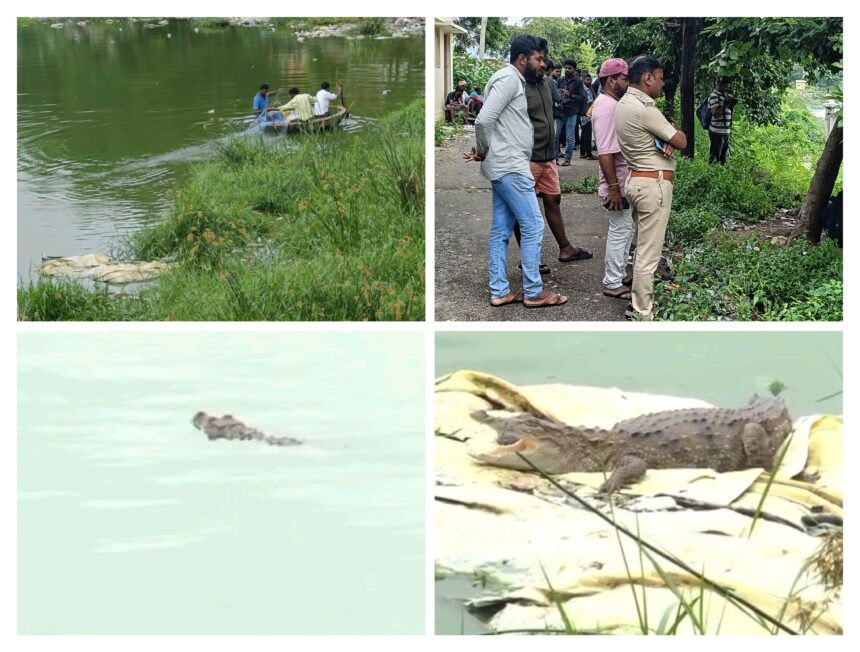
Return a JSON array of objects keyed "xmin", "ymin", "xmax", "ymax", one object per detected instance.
[{"xmin": 518, "ymin": 263, "xmax": 551, "ymax": 275}]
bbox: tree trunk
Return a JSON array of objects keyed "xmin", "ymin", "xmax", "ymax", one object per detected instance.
[
  {"xmin": 478, "ymin": 17, "xmax": 488, "ymax": 59},
  {"xmin": 662, "ymin": 60, "xmax": 677, "ymax": 123},
  {"xmin": 679, "ymin": 18, "xmax": 702, "ymax": 158},
  {"xmin": 802, "ymin": 123, "xmax": 842, "ymax": 244}
]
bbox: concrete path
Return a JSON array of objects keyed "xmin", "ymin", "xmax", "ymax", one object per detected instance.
[{"xmin": 435, "ymin": 130, "xmax": 629, "ymax": 321}]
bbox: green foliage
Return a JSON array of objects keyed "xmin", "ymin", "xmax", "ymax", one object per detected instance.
[
  {"xmin": 20, "ymin": 100, "xmax": 425, "ymax": 321},
  {"xmin": 666, "ymin": 207, "xmax": 721, "ymax": 246},
  {"xmin": 512, "ymin": 18, "xmax": 596, "ymax": 70},
  {"xmin": 654, "ymin": 236, "xmax": 842, "ymax": 321},
  {"xmin": 569, "ymin": 175, "xmax": 599, "ymax": 194},
  {"xmin": 452, "ymin": 55, "xmax": 501, "ymax": 93},
  {"xmin": 453, "ymin": 18, "xmax": 510, "ymax": 56},
  {"xmin": 354, "ymin": 17, "xmax": 390, "ymax": 37}
]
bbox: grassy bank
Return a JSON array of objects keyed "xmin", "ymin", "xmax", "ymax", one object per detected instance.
[
  {"xmin": 19, "ymin": 100, "xmax": 425, "ymax": 321},
  {"xmin": 653, "ymin": 101, "xmax": 842, "ymax": 321}
]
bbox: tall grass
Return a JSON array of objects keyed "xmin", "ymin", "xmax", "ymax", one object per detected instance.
[{"xmin": 19, "ymin": 100, "xmax": 425, "ymax": 321}]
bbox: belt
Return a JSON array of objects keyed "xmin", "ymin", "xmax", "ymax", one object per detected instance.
[{"xmin": 630, "ymin": 170, "xmax": 674, "ymax": 182}]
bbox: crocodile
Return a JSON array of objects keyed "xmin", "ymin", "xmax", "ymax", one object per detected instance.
[
  {"xmin": 469, "ymin": 395, "xmax": 792, "ymax": 492},
  {"xmin": 191, "ymin": 412, "xmax": 302, "ymax": 447}
]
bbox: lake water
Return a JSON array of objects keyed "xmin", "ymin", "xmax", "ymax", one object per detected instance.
[
  {"xmin": 18, "ymin": 332, "xmax": 425, "ymax": 634},
  {"xmin": 17, "ymin": 19, "xmax": 424, "ymax": 279},
  {"xmin": 435, "ymin": 331, "xmax": 843, "ymax": 634}
]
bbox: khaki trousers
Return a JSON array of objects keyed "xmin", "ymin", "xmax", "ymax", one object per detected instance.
[{"xmin": 625, "ymin": 175, "xmax": 673, "ymax": 320}]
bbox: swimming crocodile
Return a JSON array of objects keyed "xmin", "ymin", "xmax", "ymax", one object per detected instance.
[
  {"xmin": 470, "ymin": 395, "xmax": 792, "ymax": 492},
  {"xmin": 192, "ymin": 412, "xmax": 302, "ymax": 447}
]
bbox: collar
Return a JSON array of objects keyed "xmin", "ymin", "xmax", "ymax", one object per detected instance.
[
  {"xmin": 626, "ymin": 86, "xmax": 655, "ymax": 107},
  {"xmin": 505, "ymin": 63, "xmax": 526, "ymax": 83}
]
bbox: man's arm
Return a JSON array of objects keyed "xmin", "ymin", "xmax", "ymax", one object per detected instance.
[
  {"xmin": 598, "ymin": 154, "xmax": 624, "ymax": 210},
  {"xmin": 709, "ymin": 93, "xmax": 724, "ymax": 117},
  {"xmin": 642, "ymin": 106, "xmax": 687, "ymax": 150},
  {"xmin": 549, "ymin": 78, "xmax": 561, "ymax": 104},
  {"xmin": 474, "ymin": 75, "xmax": 517, "ymax": 157}
]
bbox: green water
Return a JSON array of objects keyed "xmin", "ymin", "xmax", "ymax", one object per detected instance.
[
  {"xmin": 19, "ymin": 331, "xmax": 425, "ymax": 634},
  {"xmin": 17, "ymin": 19, "xmax": 424, "ymax": 278},
  {"xmin": 435, "ymin": 331, "xmax": 842, "ymax": 633}
]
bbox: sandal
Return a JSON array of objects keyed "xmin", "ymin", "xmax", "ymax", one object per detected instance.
[
  {"xmin": 603, "ymin": 286, "xmax": 631, "ymax": 300},
  {"xmin": 518, "ymin": 263, "xmax": 551, "ymax": 275},
  {"xmin": 621, "ymin": 274, "xmax": 633, "ymax": 286},
  {"xmin": 489, "ymin": 291, "xmax": 524, "ymax": 307},
  {"xmin": 559, "ymin": 249, "xmax": 593, "ymax": 263},
  {"xmin": 524, "ymin": 291, "xmax": 568, "ymax": 309}
]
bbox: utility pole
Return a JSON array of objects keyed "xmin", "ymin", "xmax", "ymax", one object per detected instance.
[{"xmin": 478, "ymin": 17, "xmax": 488, "ymax": 59}]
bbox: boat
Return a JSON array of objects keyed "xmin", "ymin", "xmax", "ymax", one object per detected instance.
[{"xmin": 256, "ymin": 105, "xmax": 349, "ymax": 133}]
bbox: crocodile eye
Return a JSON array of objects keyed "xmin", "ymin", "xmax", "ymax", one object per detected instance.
[{"xmin": 497, "ymin": 433, "xmax": 521, "ymax": 446}]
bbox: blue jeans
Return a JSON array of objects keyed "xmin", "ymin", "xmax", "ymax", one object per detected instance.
[
  {"xmin": 488, "ymin": 173, "xmax": 544, "ymax": 300},
  {"xmin": 555, "ymin": 115, "xmax": 578, "ymax": 161}
]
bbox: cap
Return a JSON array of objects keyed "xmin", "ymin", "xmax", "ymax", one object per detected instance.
[{"xmin": 599, "ymin": 58, "xmax": 628, "ymax": 78}]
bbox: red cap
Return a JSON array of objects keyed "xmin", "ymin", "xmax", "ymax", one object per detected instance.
[{"xmin": 599, "ymin": 58, "xmax": 628, "ymax": 78}]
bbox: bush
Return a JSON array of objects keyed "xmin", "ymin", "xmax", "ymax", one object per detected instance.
[{"xmin": 452, "ymin": 55, "xmax": 501, "ymax": 94}]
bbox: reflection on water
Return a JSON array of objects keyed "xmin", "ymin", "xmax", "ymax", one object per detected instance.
[
  {"xmin": 18, "ymin": 332, "xmax": 425, "ymax": 634},
  {"xmin": 17, "ymin": 19, "xmax": 424, "ymax": 278}
]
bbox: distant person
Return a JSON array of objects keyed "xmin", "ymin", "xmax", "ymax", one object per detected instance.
[
  {"xmin": 557, "ymin": 60, "xmax": 588, "ymax": 166},
  {"xmin": 314, "ymin": 81, "xmax": 339, "ymax": 117},
  {"xmin": 464, "ymin": 34, "xmax": 568, "ymax": 309},
  {"xmin": 615, "ymin": 55, "xmax": 687, "ymax": 320},
  {"xmin": 579, "ymin": 73, "xmax": 597, "ymax": 160},
  {"xmin": 592, "ymin": 58, "xmax": 633, "ymax": 300},
  {"xmin": 444, "ymin": 87, "xmax": 469, "ymax": 123},
  {"xmin": 592, "ymin": 66, "xmax": 602, "ymax": 97},
  {"xmin": 708, "ymin": 77, "xmax": 737, "ymax": 165},
  {"xmin": 468, "ymin": 86, "xmax": 484, "ymax": 119},
  {"xmin": 278, "ymin": 87, "xmax": 314, "ymax": 122}
]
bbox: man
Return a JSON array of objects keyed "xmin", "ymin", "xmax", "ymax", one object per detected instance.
[
  {"xmin": 253, "ymin": 83, "xmax": 282, "ymax": 116},
  {"xmin": 513, "ymin": 44, "xmax": 592, "ymax": 269},
  {"xmin": 464, "ymin": 34, "xmax": 568, "ymax": 309},
  {"xmin": 314, "ymin": 81, "xmax": 339, "ymax": 117},
  {"xmin": 591, "ymin": 66, "xmax": 602, "ymax": 98},
  {"xmin": 708, "ymin": 77, "xmax": 736, "ymax": 165},
  {"xmin": 278, "ymin": 87, "xmax": 314, "ymax": 122},
  {"xmin": 592, "ymin": 58, "xmax": 634, "ymax": 300},
  {"xmin": 557, "ymin": 60, "xmax": 588, "ymax": 166},
  {"xmin": 579, "ymin": 73, "xmax": 597, "ymax": 160},
  {"xmin": 615, "ymin": 55, "xmax": 687, "ymax": 320},
  {"xmin": 468, "ymin": 86, "xmax": 484, "ymax": 120},
  {"xmin": 445, "ymin": 87, "xmax": 468, "ymax": 124}
]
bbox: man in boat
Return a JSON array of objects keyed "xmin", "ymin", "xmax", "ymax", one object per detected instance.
[
  {"xmin": 253, "ymin": 83, "xmax": 283, "ymax": 116},
  {"xmin": 278, "ymin": 87, "xmax": 315, "ymax": 123},
  {"xmin": 314, "ymin": 81, "xmax": 341, "ymax": 118}
]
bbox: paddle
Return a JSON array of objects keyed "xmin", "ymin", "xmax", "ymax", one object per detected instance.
[{"xmin": 337, "ymin": 79, "xmax": 349, "ymax": 119}]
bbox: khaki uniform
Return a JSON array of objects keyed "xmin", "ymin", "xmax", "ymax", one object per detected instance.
[{"xmin": 615, "ymin": 87, "xmax": 678, "ymax": 320}]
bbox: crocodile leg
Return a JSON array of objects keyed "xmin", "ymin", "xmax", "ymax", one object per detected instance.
[
  {"xmin": 598, "ymin": 455, "xmax": 648, "ymax": 493},
  {"xmin": 740, "ymin": 422, "xmax": 772, "ymax": 469}
]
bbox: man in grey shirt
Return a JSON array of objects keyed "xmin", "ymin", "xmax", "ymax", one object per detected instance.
[{"xmin": 464, "ymin": 35, "xmax": 568, "ymax": 309}]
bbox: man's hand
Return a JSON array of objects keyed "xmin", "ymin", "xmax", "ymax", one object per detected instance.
[
  {"xmin": 605, "ymin": 185, "xmax": 624, "ymax": 211},
  {"xmin": 661, "ymin": 144, "xmax": 676, "ymax": 158},
  {"xmin": 463, "ymin": 147, "xmax": 484, "ymax": 163}
]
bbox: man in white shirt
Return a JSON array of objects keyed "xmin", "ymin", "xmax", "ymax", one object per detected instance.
[{"xmin": 314, "ymin": 81, "xmax": 339, "ymax": 117}]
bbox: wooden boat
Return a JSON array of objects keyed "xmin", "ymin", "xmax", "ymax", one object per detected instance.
[{"xmin": 256, "ymin": 105, "xmax": 348, "ymax": 133}]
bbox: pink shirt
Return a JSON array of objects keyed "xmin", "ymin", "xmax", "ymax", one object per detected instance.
[{"xmin": 592, "ymin": 92, "xmax": 629, "ymax": 199}]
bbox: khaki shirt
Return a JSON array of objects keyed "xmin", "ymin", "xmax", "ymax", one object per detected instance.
[{"xmin": 614, "ymin": 87, "xmax": 678, "ymax": 172}]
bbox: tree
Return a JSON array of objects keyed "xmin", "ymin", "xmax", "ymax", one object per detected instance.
[
  {"xmin": 453, "ymin": 17, "xmax": 509, "ymax": 56},
  {"xmin": 679, "ymin": 18, "xmax": 702, "ymax": 158}
]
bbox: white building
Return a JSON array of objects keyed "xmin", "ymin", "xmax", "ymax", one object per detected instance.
[{"xmin": 434, "ymin": 18, "xmax": 467, "ymax": 121}]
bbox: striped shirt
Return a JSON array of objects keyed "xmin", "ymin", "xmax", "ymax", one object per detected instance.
[{"xmin": 708, "ymin": 90, "xmax": 733, "ymax": 135}]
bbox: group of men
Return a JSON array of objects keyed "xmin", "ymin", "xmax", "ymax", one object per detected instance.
[
  {"xmin": 444, "ymin": 79, "xmax": 485, "ymax": 124},
  {"xmin": 253, "ymin": 81, "xmax": 341, "ymax": 123},
  {"xmin": 547, "ymin": 59, "xmax": 598, "ymax": 164},
  {"xmin": 467, "ymin": 34, "xmax": 692, "ymax": 319}
]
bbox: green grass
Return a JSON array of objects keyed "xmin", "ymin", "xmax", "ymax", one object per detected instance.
[
  {"xmin": 19, "ymin": 100, "xmax": 425, "ymax": 321},
  {"xmin": 654, "ymin": 100, "xmax": 842, "ymax": 321}
]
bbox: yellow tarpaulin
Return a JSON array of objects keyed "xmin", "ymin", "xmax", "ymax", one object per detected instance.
[{"xmin": 435, "ymin": 370, "xmax": 842, "ymax": 635}]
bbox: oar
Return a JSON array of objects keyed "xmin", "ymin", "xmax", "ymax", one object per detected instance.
[{"xmin": 338, "ymin": 80, "xmax": 349, "ymax": 119}]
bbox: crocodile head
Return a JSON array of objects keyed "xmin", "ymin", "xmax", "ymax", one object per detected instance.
[
  {"xmin": 191, "ymin": 411, "xmax": 208, "ymax": 429},
  {"xmin": 743, "ymin": 394, "xmax": 794, "ymax": 466},
  {"xmin": 468, "ymin": 411, "xmax": 584, "ymax": 473}
]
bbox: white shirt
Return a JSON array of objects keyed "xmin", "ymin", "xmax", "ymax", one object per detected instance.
[{"xmin": 314, "ymin": 89, "xmax": 338, "ymax": 116}]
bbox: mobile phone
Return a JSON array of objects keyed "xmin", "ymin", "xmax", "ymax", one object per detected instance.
[{"xmin": 603, "ymin": 198, "xmax": 630, "ymax": 210}]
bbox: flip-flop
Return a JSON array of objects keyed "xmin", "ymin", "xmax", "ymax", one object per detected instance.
[
  {"xmin": 621, "ymin": 274, "xmax": 633, "ymax": 286},
  {"xmin": 524, "ymin": 291, "xmax": 568, "ymax": 309},
  {"xmin": 518, "ymin": 263, "xmax": 551, "ymax": 275},
  {"xmin": 489, "ymin": 291, "xmax": 524, "ymax": 307},
  {"xmin": 559, "ymin": 249, "xmax": 593, "ymax": 262},
  {"xmin": 603, "ymin": 286, "xmax": 631, "ymax": 300}
]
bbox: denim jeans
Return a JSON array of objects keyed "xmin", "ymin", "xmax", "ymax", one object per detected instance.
[
  {"xmin": 602, "ymin": 206, "xmax": 634, "ymax": 288},
  {"xmin": 488, "ymin": 173, "xmax": 545, "ymax": 300},
  {"xmin": 555, "ymin": 115, "xmax": 578, "ymax": 161}
]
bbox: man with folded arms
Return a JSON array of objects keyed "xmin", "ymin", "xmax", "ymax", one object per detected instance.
[
  {"xmin": 465, "ymin": 35, "xmax": 567, "ymax": 309},
  {"xmin": 615, "ymin": 55, "xmax": 687, "ymax": 320}
]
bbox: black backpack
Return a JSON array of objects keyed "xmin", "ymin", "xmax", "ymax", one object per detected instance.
[{"xmin": 697, "ymin": 97, "xmax": 712, "ymax": 130}]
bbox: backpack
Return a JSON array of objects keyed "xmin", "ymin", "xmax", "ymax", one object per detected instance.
[{"xmin": 697, "ymin": 97, "xmax": 712, "ymax": 130}]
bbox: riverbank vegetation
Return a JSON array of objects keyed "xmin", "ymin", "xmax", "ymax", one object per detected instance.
[{"xmin": 19, "ymin": 100, "xmax": 424, "ymax": 321}]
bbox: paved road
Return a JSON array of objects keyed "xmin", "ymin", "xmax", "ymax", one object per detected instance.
[{"xmin": 435, "ymin": 130, "xmax": 629, "ymax": 321}]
